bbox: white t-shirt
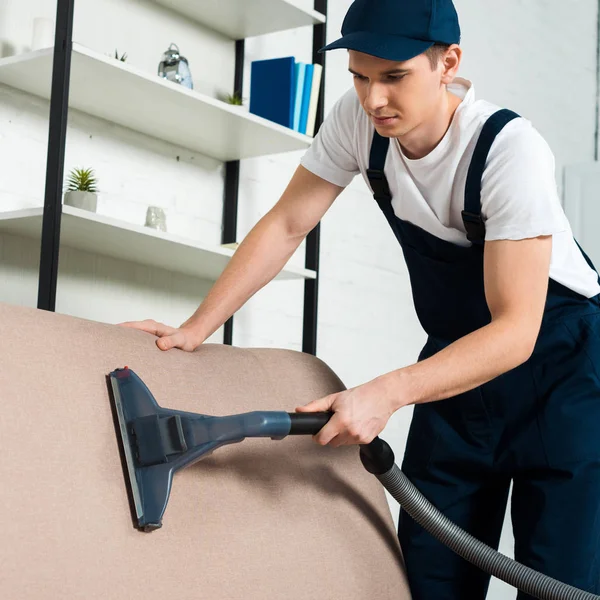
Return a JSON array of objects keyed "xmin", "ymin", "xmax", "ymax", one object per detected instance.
[{"xmin": 300, "ymin": 77, "xmax": 600, "ymax": 299}]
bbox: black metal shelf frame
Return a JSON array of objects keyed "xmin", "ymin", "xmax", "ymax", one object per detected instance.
[{"xmin": 37, "ymin": 0, "xmax": 327, "ymax": 356}]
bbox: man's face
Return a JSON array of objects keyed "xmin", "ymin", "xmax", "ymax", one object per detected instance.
[{"xmin": 348, "ymin": 50, "xmax": 446, "ymax": 138}]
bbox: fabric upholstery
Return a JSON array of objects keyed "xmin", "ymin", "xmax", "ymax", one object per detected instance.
[{"xmin": 0, "ymin": 301, "xmax": 411, "ymax": 599}]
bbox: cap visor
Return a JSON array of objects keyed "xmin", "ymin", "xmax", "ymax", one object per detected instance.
[{"xmin": 319, "ymin": 31, "xmax": 433, "ymax": 62}]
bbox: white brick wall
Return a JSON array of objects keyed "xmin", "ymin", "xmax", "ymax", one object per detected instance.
[{"xmin": 0, "ymin": 1, "xmax": 597, "ymax": 598}]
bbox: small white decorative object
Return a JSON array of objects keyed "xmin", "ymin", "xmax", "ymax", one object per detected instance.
[
  {"xmin": 31, "ymin": 18, "xmax": 55, "ymax": 51},
  {"xmin": 145, "ymin": 206, "xmax": 167, "ymax": 232},
  {"xmin": 63, "ymin": 167, "xmax": 98, "ymax": 213}
]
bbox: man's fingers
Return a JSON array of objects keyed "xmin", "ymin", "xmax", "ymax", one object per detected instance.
[
  {"xmin": 327, "ymin": 434, "xmax": 350, "ymax": 448},
  {"xmin": 156, "ymin": 333, "xmax": 180, "ymax": 351},
  {"xmin": 156, "ymin": 336, "xmax": 171, "ymax": 351},
  {"xmin": 295, "ymin": 393, "xmax": 336, "ymax": 413},
  {"xmin": 117, "ymin": 321, "xmax": 140, "ymax": 328},
  {"xmin": 315, "ymin": 428, "xmax": 341, "ymax": 446},
  {"xmin": 117, "ymin": 319, "xmax": 158, "ymax": 333},
  {"xmin": 313, "ymin": 412, "xmax": 343, "ymax": 446},
  {"xmin": 157, "ymin": 330, "xmax": 199, "ymax": 351},
  {"xmin": 118, "ymin": 320, "xmax": 176, "ymax": 337},
  {"xmin": 118, "ymin": 319, "xmax": 202, "ymax": 352}
]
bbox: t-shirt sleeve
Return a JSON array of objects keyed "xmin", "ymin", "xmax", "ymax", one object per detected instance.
[
  {"xmin": 299, "ymin": 90, "xmax": 361, "ymax": 188},
  {"xmin": 480, "ymin": 121, "xmax": 568, "ymax": 241}
]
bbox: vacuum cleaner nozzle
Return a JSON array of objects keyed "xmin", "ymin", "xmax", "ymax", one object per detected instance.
[{"xmin": 106, "ymin": 367, "xmax": 330, "ymax": 531}]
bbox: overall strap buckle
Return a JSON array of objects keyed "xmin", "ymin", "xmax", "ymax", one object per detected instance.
[
  {"xmin": 368, "ymin": 131, "xmax": 392, "ymax": 205},
  {"xmin": 366, "ymin": 168, "xmax": 392, "ymax": 203},
  {"xmin": 461, "ymin": 211, "xmax": 486, "ymax": 245}
]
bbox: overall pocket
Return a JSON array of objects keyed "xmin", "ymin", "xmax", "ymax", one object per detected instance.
[
  {"xmin": 532, "ymin": 312, "xmax": 600, "ymax": 468},
  {"xmin": 402, "ymin": 337, "xmax": 491, "ymax": 475},
  {"xmin": 401, "ymin": 338, "xmax": 443, "ymax": 474}
]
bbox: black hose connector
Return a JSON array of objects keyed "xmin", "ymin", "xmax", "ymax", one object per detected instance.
[
  {"xmin": 288, "ymin": 412, "xmax": 332, "ymax": 435},
  {"xmin": 359, "ymin": 437, "xmax": 395, "ymax": 475}
]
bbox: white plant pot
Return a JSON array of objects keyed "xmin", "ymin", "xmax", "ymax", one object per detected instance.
[{"xmin": 64, "ymin": 190, "xmax": 98, "ymax": 212}]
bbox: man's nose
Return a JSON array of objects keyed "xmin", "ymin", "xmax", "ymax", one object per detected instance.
[{"xmin": 364, "ymin": 83, "xmax": 389, "ymax": 113}]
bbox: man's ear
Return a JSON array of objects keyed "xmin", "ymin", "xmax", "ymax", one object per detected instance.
[{"xmin": 440, "ymin": 44, "xmax": 462, "ymax": 84}]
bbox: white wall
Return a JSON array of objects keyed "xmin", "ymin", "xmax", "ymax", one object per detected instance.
[{"xmin": 1, "ymin": 1, "xmax": 598, "ymax": 598}]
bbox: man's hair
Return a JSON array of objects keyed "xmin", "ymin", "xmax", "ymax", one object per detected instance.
[{"xmin": 424, "ymin": 43, "xmax": 452, "ymax": 70}]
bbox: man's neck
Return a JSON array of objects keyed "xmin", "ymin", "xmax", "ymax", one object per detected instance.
[{"xmin": 398, "ymin": 90, "xmax": 463, "ymax": 160}]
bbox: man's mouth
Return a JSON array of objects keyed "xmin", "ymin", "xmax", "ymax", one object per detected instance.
[{"xmin": 371, "ymin": 115, "xmax": 397, "ymax": 126}]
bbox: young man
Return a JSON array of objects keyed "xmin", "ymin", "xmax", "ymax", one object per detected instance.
[{"xmin": 122, "ymin": 0, "xmax": 600, "ymax": 597}]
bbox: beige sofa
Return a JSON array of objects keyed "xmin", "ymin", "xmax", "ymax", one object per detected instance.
[{"xmin": 0, "ymin": 301, "xmax": 411, "ymax": 599}]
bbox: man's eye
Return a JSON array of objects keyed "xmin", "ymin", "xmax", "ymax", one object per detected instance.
[
  {"xmin": 388, "ymin": 75, "xmax": 405, "ymax": 81},
  {"xmin": 353, "ymin": 74, "xmax": 366, "ymax": 80}
]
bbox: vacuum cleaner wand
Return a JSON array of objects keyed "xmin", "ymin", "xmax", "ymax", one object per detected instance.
[
  {"xmin": 107, "ymin": 366, "xmax": 340, "ymax": 531},
  {"xmin": 107, "ymin": 367, "xmax": 598, "ymax": 600}
]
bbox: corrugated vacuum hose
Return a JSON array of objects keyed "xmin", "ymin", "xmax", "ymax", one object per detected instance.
[{"xmin": 359, "ymin": 438, "xmax": 600, "ymax": 600}]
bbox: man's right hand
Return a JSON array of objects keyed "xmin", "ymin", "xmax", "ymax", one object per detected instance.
[{"xmin": 118, "ymin": 319, "xmax": 204, "ymax": 352}]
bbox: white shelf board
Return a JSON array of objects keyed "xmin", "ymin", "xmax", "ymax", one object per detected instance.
[
  {"xmin": 151, "ymin": 0, "xmax": 325, "ymax": 39},
  {"xmin": 0, "ymin": 43, "xmax": 312, "ymax": 161},
  {"xmin": 0, "ymin": 206, "xmax": 315, "ymax": 282}
]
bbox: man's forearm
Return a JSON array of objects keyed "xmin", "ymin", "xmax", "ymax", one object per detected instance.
[
  {"xmin": 386, "ymin": 318, "xmax": 539, "ymax": 410},
  {"xmin": 182, "ymin": 212, "xmax": 304, "ymax": 341}
]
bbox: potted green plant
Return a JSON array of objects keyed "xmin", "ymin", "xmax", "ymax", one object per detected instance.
[
  {"xmin": 64, "ymin": 167, "xmax": 99, "ymax": 212},
  {"xmin": 222, "ymin": 91, "xmax": 246, "ymax": 108},
  {"xmin": 225, "ymin": 91, "xmax": 243, "ymax": 105}
]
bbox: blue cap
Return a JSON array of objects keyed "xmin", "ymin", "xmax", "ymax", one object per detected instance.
[{"xmin": 319, "ymin": 0, "xmax": 461, "ymax": 62}]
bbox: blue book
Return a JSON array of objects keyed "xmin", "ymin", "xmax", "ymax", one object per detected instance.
[
  {"xmin": 299, "ymin": 63, "xmax": 314, "ymax": 134},
  {"xmin": 249, "ymin": 57, "xmax": 295, "ymax": 128},
  {"xmin": 292, "ymin": 62, "xmax": 306, "ymax": 131}
]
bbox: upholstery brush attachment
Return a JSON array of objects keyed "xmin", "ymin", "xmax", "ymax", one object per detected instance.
[{"xmin": 106, "ymin": 366, "xmax": 331, "ymax": 531}]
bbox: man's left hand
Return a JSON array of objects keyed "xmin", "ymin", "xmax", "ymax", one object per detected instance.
[{"xmin": 294, "ymin": 376, "xmax": 401, "ymax": 447}]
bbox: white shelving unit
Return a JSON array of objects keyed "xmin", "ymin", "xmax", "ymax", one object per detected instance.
[
  {"xmin": 0, "ymin": 206, "xmax": 316, "ymax": 282},
  {"xmin": 0, "ymin": 0, "xmax": 326, "ymax": 342},
  {"xmin": 0, "ymin": 43, "xmax": 312, "ymax": 162},
  {"xmin": 152, "ymin": 0, "xmax": 326, "ymax": 39}
]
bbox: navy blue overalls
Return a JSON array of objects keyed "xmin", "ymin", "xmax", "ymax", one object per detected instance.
[{"xmin": 367, "ymin": 109, "xmax": 600, "ymax": 599}]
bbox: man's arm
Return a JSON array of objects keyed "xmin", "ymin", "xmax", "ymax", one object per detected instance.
[
  {"xmin": 120, "ymin": 165, "xmax": 344, "ymax": 350},
  {"xmin": 295, "ymin": 234, "xmax": 553, "ymax": 446},
  {"xmin": 387, "ymin": 235, "xmax": 552, "ymax": 409}
]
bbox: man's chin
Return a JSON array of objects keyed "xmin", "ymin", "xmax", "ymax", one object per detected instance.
[{"xmin": 374, "ymin": 123, "xmax": 404, "ymax": 138}]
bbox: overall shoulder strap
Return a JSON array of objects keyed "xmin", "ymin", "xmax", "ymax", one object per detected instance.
[
  {"xmin": 367, "ymin": 130, "xmax": 392, "ymax": 205},
  {"xmin": 463, "ymin": 108, "xmax": 521, "ymax": 244}
]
